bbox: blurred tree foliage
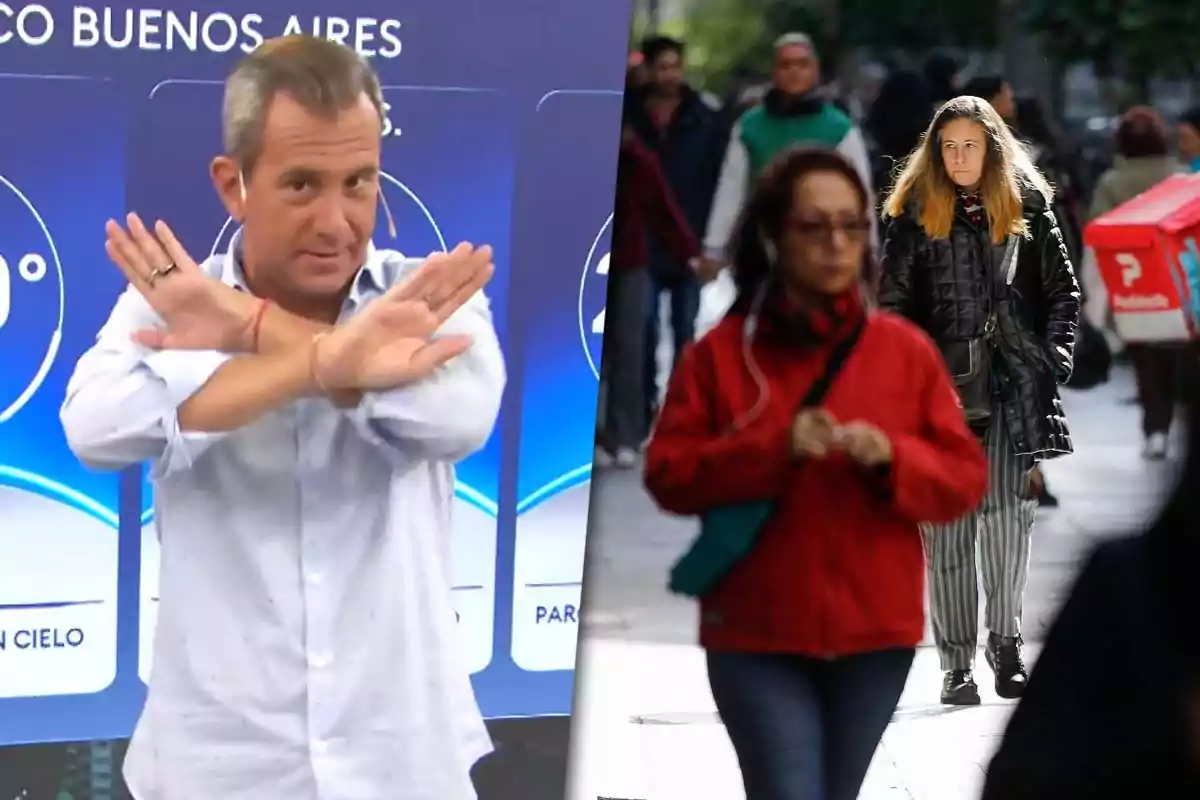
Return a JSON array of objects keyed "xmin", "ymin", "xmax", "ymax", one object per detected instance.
[
  {"xmin": 838, "ymin": 0, "xmax": 1000, "ymax": 53},
  {"xmin": 674, "ymin": 0, "xmax": 776, "ymax": 96},
  {"xmin": 681, "ymin": 0, "xmax": 998, "ymax": 95},
  {"xmin": 1024, "ymin": 0, "xmax": 1200, "ymax": 98}
]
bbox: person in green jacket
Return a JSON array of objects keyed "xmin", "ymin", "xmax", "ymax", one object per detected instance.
[{"xmin": 700, "ymin": 32, "xmax": 875, "ymax": 280}]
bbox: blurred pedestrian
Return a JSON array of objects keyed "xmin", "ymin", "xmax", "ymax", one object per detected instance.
[
  {"xmin": 1014, "ymin": 97, "xmax": 1086, "ymax": 265},
  {"xmin": 598, "ymin": 105, "xmax": 701, "ymax": 468},
  {"xmin": 842, "ymin": 61, "xmax": 887, "ymax": 124},
  {"xmin": 1089, "ymin": 106, "xmax": 1187, "ymax": 460},
  {"xmin": 628, "ymin": 35, "xmax": 727, "ymax": 432},
  {"xmin": 701, "ymin": 32, "xmax": 875, "ymax": 283},
  {"xmin": 923, "ymin": 51, "xmax": 963, "ymax": 108},
  {"xmin": 644, "ymin": 147, "xmax": 987, "ymax": 800},
  {"xmin": 1176, "ymin": 106, "xmax": 1200, "ymax": 172},
  {"xmin": 961, "ymin": 74, "xmax": 1016, "ymax": 123},
  {"xmin": 878, "ymin": 96, "xmax": 1081, "ymax": 706},
  {"xmin": 982, "ymin": 381, "xmax": 1200, "ymax": 799},
  {"xmin": 863, "ymin": 69, "xmax": 933, "ymax": 214}
]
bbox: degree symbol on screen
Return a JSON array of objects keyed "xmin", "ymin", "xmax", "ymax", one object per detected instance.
[
  {"xmin": 577, "ymin": 214, "xmax": 613, "ymax": 381},
  {"xmin": 0, "ymin": 172, "xmax": 64, "ymax": 424},
  {"xmin": 208, "ymin": 171, "xmax": 448, "ymax": 258}
]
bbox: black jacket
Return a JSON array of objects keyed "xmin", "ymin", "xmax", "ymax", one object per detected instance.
[
  {"xmin": 629, "ymin": 86, "xmax": 727, "ymax": 280},
  {"xmin": 878, "ymin": 193, "xmax": 1080, "ymax": 458}
]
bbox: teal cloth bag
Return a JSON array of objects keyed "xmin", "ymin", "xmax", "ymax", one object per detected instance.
[
  {"xmin": 669, "ymin": 501, "xmax": 775, "ymax": 596},
  {"xmin": 667, "ymin": 316, "xmax": 866, "ymax": 598}
]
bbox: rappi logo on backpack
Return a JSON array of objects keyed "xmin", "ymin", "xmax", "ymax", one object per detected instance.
[
  {"xmin": 576, "ymin": 213, "xmax": 612, "ymax": 380},
  {"xmin": 0, "ymin": 172, "xmax": 64, "ymax": 424}
]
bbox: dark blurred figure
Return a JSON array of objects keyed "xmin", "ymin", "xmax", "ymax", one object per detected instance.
[
  {"xmin": 598, "ymin": 102, "xmax": 701, "ymax": 468},
  {"xmin": 1178, "ymin": 106, "xmax": 1200, "ymax": 173},
  {"xmin": 923, "ymin": 52, "xmax": 963, "ymax": 108},
  {"xmin": 863, "ymin": 69, "xmax": 933, "ymax": 211},
  {"xmin": 961, "ymin": 74, "xmax": 1016, "ymax": 122},
  {"xmin": 627, "ymin": 35, "xmax": 726, "ymax": 432},
  {"xmin": 1014, "ymin": 97, "xmax": 1087, "ymax": 263},
  {"xmin": 719, "ymin": 81, "xmax": 768, "ymax": 131},
  {"xmin": 843, "ymin": 62, "xmax": 887, "ymax": 124},
  {"xmin": 1089, "ymin": 106, "xmax": 1187, "ymax": 460},
  {"xmin": 982, "ymin": 385, "xmax": 1200, "ymax": 799}
]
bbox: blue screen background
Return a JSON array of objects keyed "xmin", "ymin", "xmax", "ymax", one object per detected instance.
[{"xmin": 0, "ymin": 0, "xmax": 632, "ymax": 744}]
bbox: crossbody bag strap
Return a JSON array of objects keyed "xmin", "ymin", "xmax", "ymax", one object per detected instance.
[
  {"xmin": 798, "ymin": 315, "xmax": 867, "ymax": 409},
  {"xmin": 985, "ymin": 235, "xmax": 1021, "ymax": 336}
]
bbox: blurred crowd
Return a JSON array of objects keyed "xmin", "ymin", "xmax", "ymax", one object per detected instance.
[
  {"xmin": 602, "ymin": 32, "xmax": 1200, "ymax": 469},
  {"xmin": 609, "ymin": 27, "xmax": 1200, "ymax": 800}
]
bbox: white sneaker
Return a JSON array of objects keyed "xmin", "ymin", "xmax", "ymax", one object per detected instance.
[
  {"xmin": 614, "ymin": 447, "xmax": 638, "ymax": 469},
  {"xmin": 593, "ymin": 446, "xmax": 614, "ymax": 469},
  {"xmin": 1142, "ymin": 432, "xmax": 1168, "ymax": 461}
]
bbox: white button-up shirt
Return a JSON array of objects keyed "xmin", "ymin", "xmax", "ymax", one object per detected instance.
[{"xmin": 60, "ymin": 237, "xmax": 504, "ymax": 800}]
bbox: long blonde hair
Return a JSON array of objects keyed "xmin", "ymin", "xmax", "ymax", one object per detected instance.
[{"xmin": 881, "ymin": 95, "xmax": 1053, "ymax": 243}]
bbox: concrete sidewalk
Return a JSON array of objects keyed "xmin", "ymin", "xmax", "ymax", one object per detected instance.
[{"xmin": 568, "ymin": 368, "xmax": 1177, "ymax": 800}]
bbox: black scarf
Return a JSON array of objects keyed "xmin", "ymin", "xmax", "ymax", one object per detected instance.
[{"xmin": 763, "ymin": 87, "xmax": 826, "ymax": 118}]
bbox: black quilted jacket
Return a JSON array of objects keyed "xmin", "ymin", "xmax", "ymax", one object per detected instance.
[{"xmin": 878, "ymin": 193, "xmax": 1081, "ymax": 459}]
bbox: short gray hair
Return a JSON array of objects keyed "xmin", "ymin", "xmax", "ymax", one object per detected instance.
[
  {"xmin": 223, "ymin": 35, "xmax": 384, "ymax": 174},
  {"xmin": 774, "ymin": 32, "xmax": 815, "ymax": 54}
]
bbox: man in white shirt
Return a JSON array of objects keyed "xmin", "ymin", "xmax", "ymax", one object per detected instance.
[{"xmin": 60, "ymin": 34, "xmax": 505, "ymax": 800}]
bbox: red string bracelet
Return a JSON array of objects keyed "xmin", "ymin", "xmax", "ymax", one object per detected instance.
[
  {"xmin": 249, "ymin": 298, "xmax": 270, "ymax": 352},
  {"xmin": 310, "ymin": 332, "xmax": 331, "ymax": 393}
]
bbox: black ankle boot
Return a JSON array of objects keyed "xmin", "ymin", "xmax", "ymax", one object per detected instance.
[
  {"xmin": 941, "ymin": 669, "xmax": 981, "ymax": 705},
  {"xmin": 986, "ymin": 632, "xmax": 1028, "ymax": 699}
]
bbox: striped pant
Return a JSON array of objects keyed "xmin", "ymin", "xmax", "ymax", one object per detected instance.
[{"xmin": 922, "ymin": 409, "xmax": 1038, "ymax": 671}]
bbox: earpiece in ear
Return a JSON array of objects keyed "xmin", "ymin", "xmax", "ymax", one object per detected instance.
[{"xmin": 237, "ymin": 171, "xmax": 247, "ymax": 203}]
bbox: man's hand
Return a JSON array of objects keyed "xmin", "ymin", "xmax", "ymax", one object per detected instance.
[
  {"xmin": 693, "ymin": 256, "xmax": 724, "ymax": 284},
  {"xmin": 791, "ymin": 408, "xmax": 839, "ymax": 458},
  {"xmin": 833, "ymin": 421, "xmax": 893, "ymax": 467},
  {"xmin": 314, "ymin": 243, "xmax": 494, "ymax": 391},
  {"xmin": 105, "ymin": 213, "xmax": 258, "ymax": 352}
]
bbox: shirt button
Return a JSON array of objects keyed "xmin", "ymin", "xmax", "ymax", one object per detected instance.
[{"xmin": 308, "ymin": 653, "xmax": 333, "ymax": 669}]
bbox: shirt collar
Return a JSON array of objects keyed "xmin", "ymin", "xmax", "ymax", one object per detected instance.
[{"xmin": 219, "ymin": 230, "xmax": 389, "ymax": 305}]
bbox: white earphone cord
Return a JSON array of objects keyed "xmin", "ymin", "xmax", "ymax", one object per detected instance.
[{"xmin": 727, "ymin": 283, "xmax": 771, "ymax": 435}]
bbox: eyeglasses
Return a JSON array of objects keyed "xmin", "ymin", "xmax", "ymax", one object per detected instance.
[{"xmin": 786, "ymin": 217, "xmax": 872, "ymax": 243}]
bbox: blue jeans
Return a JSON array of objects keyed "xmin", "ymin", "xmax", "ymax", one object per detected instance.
[
  {"xmin": 643, "ymin": 272, "xmax": 699, "ymax": 417},
  {"xmin": 706, "ymin": 648, "xmax": 915, "ymax": 800}
]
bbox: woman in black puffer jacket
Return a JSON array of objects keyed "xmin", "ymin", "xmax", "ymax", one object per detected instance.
[{"xmin": 876, "ymin": 95, "xmax": 1080, "ymax": 709}]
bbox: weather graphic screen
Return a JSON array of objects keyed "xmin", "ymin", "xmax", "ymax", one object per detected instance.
[
  {"xmin": 0, "ymin": 74, "xmax": 127, "ymax": 709},
  {"xmin": 509, "ymin": 89, "xmax": 622, "ymax": 672},
  {"xmin": 0, "ymin": 0, "xmax": 629, "ymax": 743}
]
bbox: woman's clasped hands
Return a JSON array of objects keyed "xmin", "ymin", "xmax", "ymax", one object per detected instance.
[{"xmin": 790, "ymin": 408, "xmax": 893, "ymax": 467}]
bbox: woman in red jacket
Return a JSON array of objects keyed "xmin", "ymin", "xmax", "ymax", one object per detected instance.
[{"xmin": 643, "ymin": 147, "xmax": 988, "ymax": 800}]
